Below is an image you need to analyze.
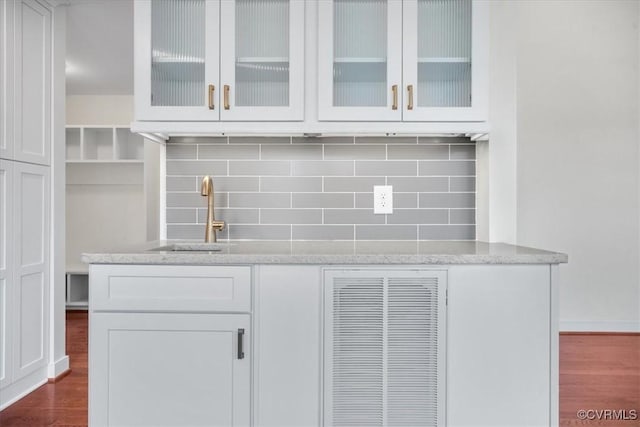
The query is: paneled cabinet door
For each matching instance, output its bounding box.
[90,313,251,427]
[0,0,13,160]
[219,0,304,121]
[12,161,50,382]
[13,0,51,165]
[135,0,220,121]
[318,0,403,121]
[0,160,14,389]
[402,0,488,121]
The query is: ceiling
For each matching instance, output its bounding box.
[65,0,133,95]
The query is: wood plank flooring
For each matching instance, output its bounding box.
[0,313,638,426]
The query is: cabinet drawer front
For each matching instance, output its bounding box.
[90,265,251,312]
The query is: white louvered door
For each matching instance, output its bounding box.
[324,269,446,427]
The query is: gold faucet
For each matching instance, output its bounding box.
[201,176,225,242]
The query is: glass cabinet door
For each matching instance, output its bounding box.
[403,0,488,121]
[135,0,219,121]
[318,0,402,121]
[219,0,304,121]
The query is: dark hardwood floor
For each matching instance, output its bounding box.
[0,313,638,426]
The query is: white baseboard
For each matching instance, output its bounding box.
[560,320,640,333]
[0,367,48,411]
[48,355,70,378]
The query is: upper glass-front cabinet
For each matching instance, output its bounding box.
[318,0,487,122]
[135,0,304,121]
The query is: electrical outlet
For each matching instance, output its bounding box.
[374,185,393,214]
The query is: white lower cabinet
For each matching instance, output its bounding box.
[89,263,558,427]
[89,265,252,427]
[90,313,250,427]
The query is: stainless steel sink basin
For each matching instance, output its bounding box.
[150,242,231,252]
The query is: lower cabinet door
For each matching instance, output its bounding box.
[90,312,250,427]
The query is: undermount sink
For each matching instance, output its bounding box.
[150,242,231,252]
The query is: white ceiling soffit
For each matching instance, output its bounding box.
[65,0,133,95]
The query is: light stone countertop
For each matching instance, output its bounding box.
[81,240,568,265]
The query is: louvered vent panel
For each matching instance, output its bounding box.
[387,277,439,426]
[332,277,385,427]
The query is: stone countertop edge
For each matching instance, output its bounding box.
[81,240,568,265]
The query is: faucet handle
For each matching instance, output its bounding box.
[210,220,225,231]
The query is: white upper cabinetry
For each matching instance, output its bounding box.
[318,0,487,122]
[135,0,304,122]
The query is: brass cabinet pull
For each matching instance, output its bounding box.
[224,85,230,110]
[391,85,398,110]
[407,85,414,110]
[208,84,215,110]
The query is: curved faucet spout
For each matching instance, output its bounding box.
[201,175,225,242]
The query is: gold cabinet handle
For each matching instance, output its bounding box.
[391,85,398,110]
[224,85,230,110]
[407,85,414,110]
[208,84,215,110]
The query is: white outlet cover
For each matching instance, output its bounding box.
[374,185,393,214]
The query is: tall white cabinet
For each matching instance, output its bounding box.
[135,0,304,121]
[0,0,54,411]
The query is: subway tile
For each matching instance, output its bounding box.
[166,208,197,224]
[293,193,353,209]
[261,209,322,224]
[166,144,197,160]
[199,144,259,160]
[324,176,385,192]
[292,225,354,240]
[356,225,418,240]
[293,136,354,144]
[450,209,476,225]
[167,224,228,240]
[418,160,475,176]
[228,224,291,240]
[194,176,259,192]
[355,161,417,176]
[166,160,228,176]
[418,136,470,144]
[354,193,417,209]
[450,145,476,160]
[229,193,290,208]
[229,161,290,176]
[450,177,476,192]
[261,177,322,192]
[387,209,449,225]
[166,176,198,192]
[229,136,290,144]
[387,144,449,160]
[324,209,385,225]
[387,177,449,192]
[356,240,418,254]
[419,193,475,209]
[292,161,353,176]
[261,144,322,160]
[324,144,386,160]
[197,208,259,224]
[355,136,417,144]
[419,225,476,240]
[170,136,227,144]
[167,192,227,208]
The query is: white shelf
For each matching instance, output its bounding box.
[334,57,386,63]
[418,57,471,63]
[236,57,288,63]
[65,126,145,163]
[151,56,205,64]
[66,272,89,310]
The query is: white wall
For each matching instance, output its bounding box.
[489,0,640,331]
[66,95,133,125]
